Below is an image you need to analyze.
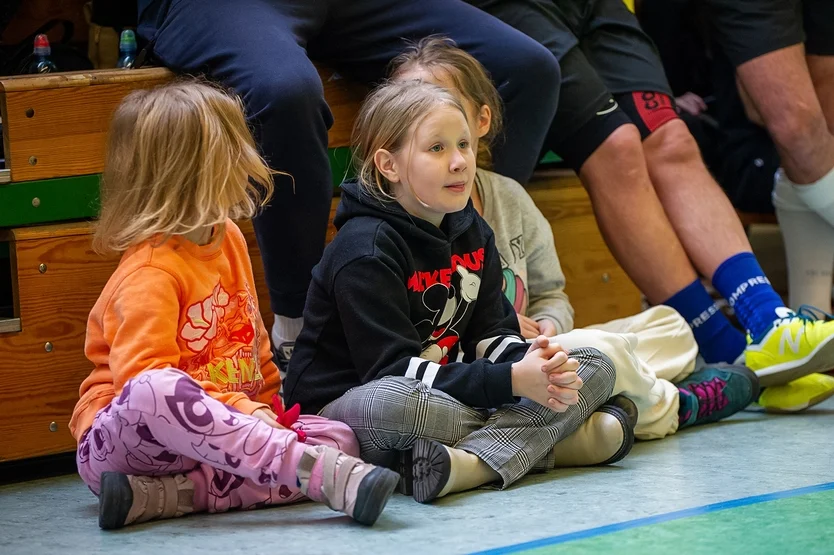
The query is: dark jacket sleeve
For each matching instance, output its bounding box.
[460,230,531,366]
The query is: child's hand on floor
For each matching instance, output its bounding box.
[512,337,582,412]
[252,408,287,429]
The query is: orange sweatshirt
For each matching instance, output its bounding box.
[70,220,280,441]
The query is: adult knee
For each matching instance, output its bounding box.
[581,124,646,190]
[517,44,561,100]
[765,102,829,155]
[499,40,561,107]
[243,63,329,130]
[643,119,703,173]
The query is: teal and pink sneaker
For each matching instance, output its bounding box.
[677,364,760,429]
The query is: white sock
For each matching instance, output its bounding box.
[791,164,834,228]
[774,169,834,311]
[271,315,303,349]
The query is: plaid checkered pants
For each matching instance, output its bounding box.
[320,347,616,488]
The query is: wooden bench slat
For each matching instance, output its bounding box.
[0,66,366,183]
[2,73,172,182]
[0,67,175,92]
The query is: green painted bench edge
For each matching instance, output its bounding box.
[0,149,356,229]
[0,175,101,229]
[0,148,564,230]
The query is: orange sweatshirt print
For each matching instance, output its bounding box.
[70,220,280,441]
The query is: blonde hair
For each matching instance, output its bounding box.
[94,79,275,253]
[389,35,503,168]
[351,79,466,201]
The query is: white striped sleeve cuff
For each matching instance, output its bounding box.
[475,335,526,362]
[405,357,443,388]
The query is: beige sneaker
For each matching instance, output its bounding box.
[550,395,637,467]
[99,472,194,530]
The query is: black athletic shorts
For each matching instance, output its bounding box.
[705,0,834,67]
[468,0,675,169]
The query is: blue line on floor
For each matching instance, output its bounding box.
[471,481,834,555]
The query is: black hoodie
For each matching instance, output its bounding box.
[283,180,529,414]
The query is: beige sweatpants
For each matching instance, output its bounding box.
[553,305,698,440]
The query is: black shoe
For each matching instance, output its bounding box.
[592,399,636,465]
[397,449,414,496]
[601,394,639,430]
[352,467,400,526]
[99,472,134,530]
[411,439,452,504]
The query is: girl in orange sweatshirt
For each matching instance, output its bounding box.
[70,80,398,530]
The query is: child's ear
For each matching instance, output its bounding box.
[374,149,401,183]
[477,104,492,139]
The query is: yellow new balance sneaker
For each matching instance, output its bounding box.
[755,373,834,413]
[743,306,834,387]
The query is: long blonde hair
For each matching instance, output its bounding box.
[93,79,275,253]
[389,36,503,169]
[351,80,466,201]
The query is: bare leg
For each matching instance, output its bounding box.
[642,119,752,279]
[578,124,696,304]
[736,45,834,184]
[807,54,834,135]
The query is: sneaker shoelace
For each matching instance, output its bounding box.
[687,377,729,419]
[796,305,834,323]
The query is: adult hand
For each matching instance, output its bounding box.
[676,91,707,116]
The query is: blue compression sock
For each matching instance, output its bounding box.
[712,252,786,339]
[663,278,746,364]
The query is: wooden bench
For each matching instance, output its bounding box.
[0,67,640,462]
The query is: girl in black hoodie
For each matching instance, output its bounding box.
[284,81,619,503]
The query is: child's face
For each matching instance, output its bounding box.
[396,66,491,155]
[376,105,475,226]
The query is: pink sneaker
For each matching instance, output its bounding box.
[297,445,399,526]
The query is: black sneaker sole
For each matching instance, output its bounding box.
[593,404,635,466]
[411,439,451,504]
[99,472,133,530]
[352,467,400,526]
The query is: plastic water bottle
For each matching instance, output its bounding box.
[28,34,57,74]
[116,30,137,69]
